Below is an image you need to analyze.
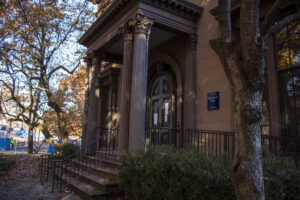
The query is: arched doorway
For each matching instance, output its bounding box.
[149,75,173,128]
[146,63,178,147]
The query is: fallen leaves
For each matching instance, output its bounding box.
[0,154,66,200]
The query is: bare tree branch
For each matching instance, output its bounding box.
[48,65,78,80]
[263,11,300,40]
[261,0,285,36]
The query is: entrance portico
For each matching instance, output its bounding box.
[79,0,203,151]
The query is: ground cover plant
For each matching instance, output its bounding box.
[0,158,15,173]
[118,148,300,200]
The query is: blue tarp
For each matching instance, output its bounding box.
[0,138,11,150]
[18,129,27,136]
[48,145,57,153]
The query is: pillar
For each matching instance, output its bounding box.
[128,12,153,151]
[119,22,134,150]
[184,34,197,129]
[87,54,101,133]
[82,57,91,136]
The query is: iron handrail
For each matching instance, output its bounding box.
[40,126,101,181]
[51,127,119,192]
[53,128,117,162]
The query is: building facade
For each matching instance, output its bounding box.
[80,0,300,152]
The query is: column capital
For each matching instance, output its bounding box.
[92,56,101,66]
[129,12,153,35]
[120,21,134,41]
[185,33,198,51]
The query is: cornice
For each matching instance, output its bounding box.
[79,0,131,46]
[145,0,203,20]
[79,0,203,46]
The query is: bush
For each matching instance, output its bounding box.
[61,143,80,158]
[118,148,235,200]
[118,148,300,200]
[0,158,15,172]
[263,151,300,200]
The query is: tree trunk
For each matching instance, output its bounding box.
[231,1,266,198]
[210,0,266,199]
[231,87,265,200]
[27,125,34,154]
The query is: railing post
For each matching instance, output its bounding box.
[40,156,44,181]
[52,161,56,192]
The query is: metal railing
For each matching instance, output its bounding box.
[51,128,119,192]
[183,129,235,160]
[40,126,101,181]
[261,135,300,167]
[146,127,300,166]
[146,127,179,148]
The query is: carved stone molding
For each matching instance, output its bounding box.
[100,65,120,87]
[129,12,153,35]
[92,56,101,67]
[120,21,134,41]
[79,0,202,46]
[185,33,198,51]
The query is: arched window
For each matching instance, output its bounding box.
[150,75,172,127]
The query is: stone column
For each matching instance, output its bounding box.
[184,34,197,129]
[128,12,153,152]
[118,22,134,151]
[82,58,92,148]
[87,54,101,133]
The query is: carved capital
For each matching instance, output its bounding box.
[92,56,101,67]
[120,21,134,41]
[185,34,198,51]
[129,12,153,35]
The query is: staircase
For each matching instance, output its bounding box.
[57,151,123,200]
[41,128,123,200]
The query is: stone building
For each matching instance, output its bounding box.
[80,0,300,152]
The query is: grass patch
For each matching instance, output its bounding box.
[0,158,15,172]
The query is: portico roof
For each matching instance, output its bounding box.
[79,0,203,48]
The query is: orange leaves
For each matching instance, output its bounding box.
[44,65,87,136]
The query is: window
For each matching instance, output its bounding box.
[150,75,172,127]
[275,20,300,137]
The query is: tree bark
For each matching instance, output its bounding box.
[27,125,34,154]
[210,0,266,199]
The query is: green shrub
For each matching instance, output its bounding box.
[118,148,235,200]
[61,143,80,158]
[118,148,300,200]
[0,158,15,172]
[263,151,300,200]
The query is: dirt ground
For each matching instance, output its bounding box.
[0,153,68,200]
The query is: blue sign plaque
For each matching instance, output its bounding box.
[207,92,220,110]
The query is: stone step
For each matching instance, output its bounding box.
[83,156,121,169]
[54,162,123,200]
[62,193,82,200]
[70,159,118,179]
[78,174,121,194]
[66,177,109,200]
[96,150,120,159]
[59,165,120,193]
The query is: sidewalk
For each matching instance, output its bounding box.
[0,153,66,200]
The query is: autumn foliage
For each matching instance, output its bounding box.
[0,0,95,151]
[44,66,87,137]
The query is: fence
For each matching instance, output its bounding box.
[146,127,300,166]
